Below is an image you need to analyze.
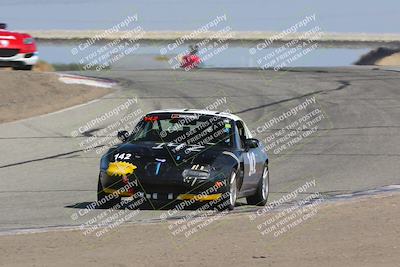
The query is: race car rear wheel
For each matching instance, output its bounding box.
[246,163,269,206]
[97,176,121,209]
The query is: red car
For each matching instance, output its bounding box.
[180,54,201,70]
[180,45,201,70]
[0,23,38,70]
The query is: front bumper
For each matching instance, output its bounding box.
[99,171,226,201]
[103,187,222,201]
[0,52,39,67]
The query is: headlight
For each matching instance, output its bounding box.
[23,38,34,45]
[182,164,211,179]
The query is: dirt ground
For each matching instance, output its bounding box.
[0,71,110,123]
[376,53,400,66]
[0,193,398,267]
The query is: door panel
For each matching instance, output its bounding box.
[236,120,258,192]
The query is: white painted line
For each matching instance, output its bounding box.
[58,74,117,88]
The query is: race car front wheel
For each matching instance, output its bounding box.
[216,169,238,211]
[97,176,121,209]
[246,163,269,206]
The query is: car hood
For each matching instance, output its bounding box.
[108,142,232,166]
[0,30,30,41]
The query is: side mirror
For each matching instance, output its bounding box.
[245,138,259,150]
[117,130,129,142]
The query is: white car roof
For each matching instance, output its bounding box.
[147,109,243,121]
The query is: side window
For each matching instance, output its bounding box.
[236,121,247,149]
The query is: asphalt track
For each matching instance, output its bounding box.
[0,67,399,233]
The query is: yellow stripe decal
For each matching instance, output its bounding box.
[103,188,133,197]
[177,193,222,201]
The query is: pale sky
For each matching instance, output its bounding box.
[0,0,399,33]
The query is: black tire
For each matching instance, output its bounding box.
[246,163,269,206]
[215,169,238,211]
[12,65,33,71]
[97,176,121,209]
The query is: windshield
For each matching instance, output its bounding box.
[130,113,234,147]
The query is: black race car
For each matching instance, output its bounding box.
[97,109,269,210]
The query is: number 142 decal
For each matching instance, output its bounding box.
[114,153,132,161]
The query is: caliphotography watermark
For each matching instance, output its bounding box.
[248,179,324,238]
[155,96,234,162]
[70,97,144,155]
[160,14,227,55]
[249,13,324,71]
[159,181,232,238]
[70,181,148,238]
[159,14,234,71]
[249,96,327,158]
[70,14,145,71]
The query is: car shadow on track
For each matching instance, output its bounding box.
[65,200,246,211]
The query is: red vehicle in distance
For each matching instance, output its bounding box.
[180,45,201,70]
[0,23,38,70]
